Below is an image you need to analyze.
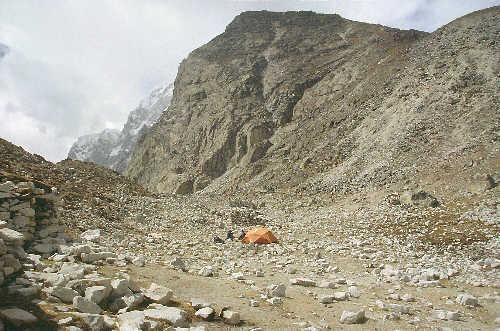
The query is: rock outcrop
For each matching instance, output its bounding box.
[126,8,499,197]
[68,83,173,173]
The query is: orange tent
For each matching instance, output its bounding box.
[242,227,277,244]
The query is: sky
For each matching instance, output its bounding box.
[0,0,498,162]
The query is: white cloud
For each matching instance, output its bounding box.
[0,0,498,161]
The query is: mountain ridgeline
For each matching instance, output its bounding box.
[68,83,173,173]
[125,8,499,197]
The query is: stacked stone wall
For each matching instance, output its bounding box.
[0,177,66,286]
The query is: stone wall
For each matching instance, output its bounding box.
[0,176,66,286]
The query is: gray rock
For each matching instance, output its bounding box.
[143,307,189,327]
[59,263,86,279]
[195,307,215,320]
[348,286,361,298]
[110,293,144,313]
[290,278,316,287]
[266,283,286,297]
[340,310,365,324]
[16,286,41,297]
[24,271,68,287]
[110,279,133,298]
[103,315,116,329]
[57,317,73,325]
[266,297,282,305]
[317,280,337,289]
[0,228,24,245]
[199,266,214,277]
[388,303,410,314]
[73,244,92,257]
[73,313,104,331]
[169,257,186,270]
[250,300,260,307]
[66,277,112,295]
[85,286,111,304]
[456,293,479,306]
[221,309,240,325]
[81,229,101,242]
[0,308,38,327]
[81,252,108,264]
[48,286,79,303]
[334,291,348,301]
[319,295,335,304]
[73,296,103,314]
[190,298,213,309]
[144,282,173,304]
[132,255,145,267]
[33,243,58,254]
[117,310,146,330]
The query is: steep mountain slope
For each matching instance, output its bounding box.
[127,8,499,199]
[0,138,154,237]
[68,83,173,173]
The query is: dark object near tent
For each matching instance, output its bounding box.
[226,230,234,241]
[238,230,246,240]
[214,236,224,244]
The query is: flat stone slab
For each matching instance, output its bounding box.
[117,310,146,330]
[143,307,189,327]
[0,308,38,327]
[289,278,316,287]
[0,228,24,245]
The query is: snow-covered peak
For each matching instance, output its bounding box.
[139,82,174,109]
[68,129,120,161]
[68,81,174,173]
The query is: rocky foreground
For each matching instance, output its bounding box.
[0,170,498,330]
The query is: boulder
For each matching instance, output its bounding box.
[221,309,240,325]
[117,310,146,330]
[132,255,145,267]
[144,282,173,304]
[195,307,215,320]
[198,266,214,277]
[0,308,38,327]
[81,229,101,242]
[290,278,316,287]
[85,286,111,305]
[48,286,79,303]
[110,279,133,299]
[143,307,189,327]
[59,263,86,279]
[266,283,286,297]
[110,294,144,313]
[73,296,103,314]
[340,310,365,324]
[348,286,361,298]
[0,228,24,245]
[456,293,479,307]
[72,313,104,331]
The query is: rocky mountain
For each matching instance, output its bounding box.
[1,8,499,331]
[126,8,499,199]
[68,83,173,173]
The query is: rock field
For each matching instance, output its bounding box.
[0,160,498,330]
[0,6,499,331]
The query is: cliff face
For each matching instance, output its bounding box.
[68,83,173,173]
[127,8,499,197]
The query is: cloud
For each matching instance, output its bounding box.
[0,0,498,161]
